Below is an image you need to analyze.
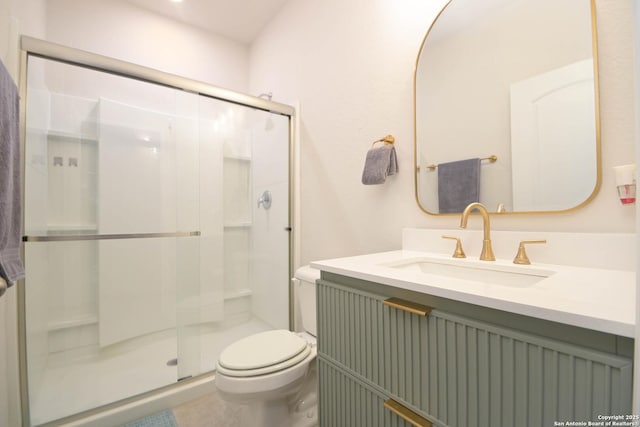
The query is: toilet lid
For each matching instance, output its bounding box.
[218,330,309,372]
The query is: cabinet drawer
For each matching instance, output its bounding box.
[317,279,633,427]
[319,357,432,427]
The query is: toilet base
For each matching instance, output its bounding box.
[290,363,317,427]
[218,375,306,427]
[239,399,290,427]
[236,387,317,427]
[216,361,318,427]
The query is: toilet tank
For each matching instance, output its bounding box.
[293,266,320,337]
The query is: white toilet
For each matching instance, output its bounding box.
[215,266,320,427]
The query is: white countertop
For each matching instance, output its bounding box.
[311,249,636,338]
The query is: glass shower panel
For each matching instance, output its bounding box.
[23,56,202,425]
[247,109,291,331]
[23,51,292,426]
[175,97,292,379]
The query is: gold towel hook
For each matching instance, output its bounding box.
[371,134,395,148]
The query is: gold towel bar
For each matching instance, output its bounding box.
[371,134,395,148]
[420,154,497,172]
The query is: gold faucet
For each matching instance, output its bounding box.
[459,202,495,261]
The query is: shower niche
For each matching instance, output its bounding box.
[45,133,98,233]
[223,131,253,318]
[26,92,99,237]
[25,91,100,357]
[22,51,292,426]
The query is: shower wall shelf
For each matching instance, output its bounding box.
[224,222,252,229]
[47,316,99,354]
[223,288,252,301]
[48,315,98,331]
[223,155,251,161]
[45,224,98,233]
[47,131,98,142]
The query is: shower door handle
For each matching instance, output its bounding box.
[258,190,272,209]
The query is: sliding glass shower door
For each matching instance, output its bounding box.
[22,53,291,425]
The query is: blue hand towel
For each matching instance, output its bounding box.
[437,158,481,213]
[361,145,398,185]
[0,59,24,286]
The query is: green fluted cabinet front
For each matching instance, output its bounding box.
[319,358,420,427]
[317,274,633,427]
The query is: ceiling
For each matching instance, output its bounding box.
[123,0,290,44]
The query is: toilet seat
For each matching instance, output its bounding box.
[217,330,311,377]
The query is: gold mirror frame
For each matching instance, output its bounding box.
[413,0,601,216]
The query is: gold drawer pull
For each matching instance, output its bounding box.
[383,297,432,316]
[384,399,433,427]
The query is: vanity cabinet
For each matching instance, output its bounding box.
[319,358,420,427]
[317,273,633,427]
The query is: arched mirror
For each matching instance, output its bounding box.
[414,0,600,214]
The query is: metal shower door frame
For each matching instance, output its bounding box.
[17,35,296,427]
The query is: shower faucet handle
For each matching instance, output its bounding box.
[257,190,272,209]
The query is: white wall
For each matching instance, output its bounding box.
[250,0,637,266]
[0,0,46,79]
[45,0,250,93]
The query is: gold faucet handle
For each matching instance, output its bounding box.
[513,240,547,265]
[442,235,466,258]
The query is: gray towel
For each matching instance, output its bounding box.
[0,59,24,286]
[361,145,398,185]
[437,158,481,213]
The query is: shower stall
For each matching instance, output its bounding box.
[19,37,294,426]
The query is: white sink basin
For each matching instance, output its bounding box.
[383,257,555,287]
